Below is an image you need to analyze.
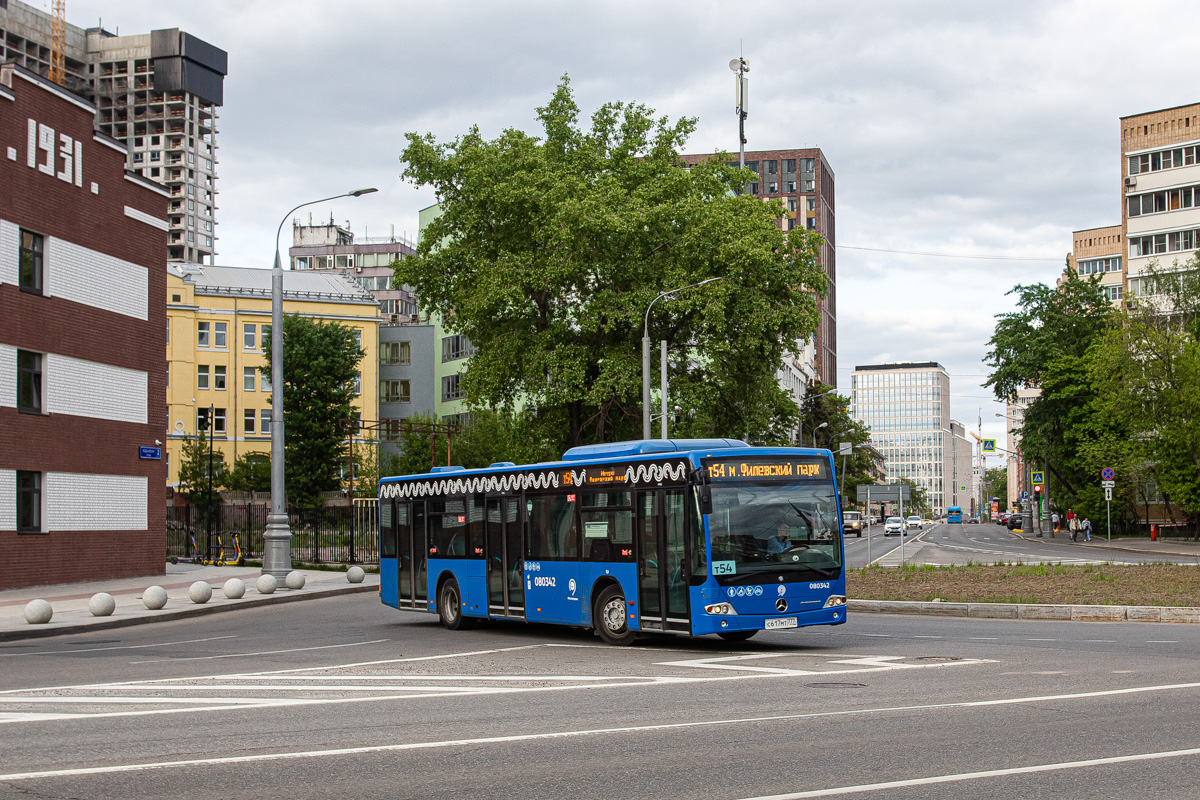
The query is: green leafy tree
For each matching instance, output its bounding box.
[799,383,876,505]
[393,410,559,475]
[224,453,270,493]
[985,269,1118,515]
[397,76,826,450]
[1090,258,1200,536]
[176,430,224,506]
[261,314,365,507]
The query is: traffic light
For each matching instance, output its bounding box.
[1033,485,1042,495]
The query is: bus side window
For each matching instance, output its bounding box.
[469,494,485,556]
[380,498,396,559]
[526,493,579,560]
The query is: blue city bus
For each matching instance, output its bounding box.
[377,439,847,645]
[947,505,963,523]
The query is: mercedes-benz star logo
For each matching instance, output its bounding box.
[775,598,788,612]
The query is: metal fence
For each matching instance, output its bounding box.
[166,503,379,565]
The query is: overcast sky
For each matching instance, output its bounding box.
[66,0,1197,456]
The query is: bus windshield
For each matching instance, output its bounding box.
[708,480,842,583]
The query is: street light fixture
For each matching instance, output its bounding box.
[641,277,723,439]
[262,187,378,581]
[812,421,828,448]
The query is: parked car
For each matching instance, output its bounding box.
[842,511,864,537]
[967,516,980,524]
[884,516,905,536]
[1006,514,1022,530]
[906,515,923,530]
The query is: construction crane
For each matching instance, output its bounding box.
[49,0,66,86]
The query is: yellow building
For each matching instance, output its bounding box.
[165,264,380,487]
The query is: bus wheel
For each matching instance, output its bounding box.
[718,630,758,642]
[438,579,473,631]
[594,586,636,646]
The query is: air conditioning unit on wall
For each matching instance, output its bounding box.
[1124,176,1137,187]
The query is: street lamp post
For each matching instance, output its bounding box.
[262,188,378,581]
[641,277,722,440]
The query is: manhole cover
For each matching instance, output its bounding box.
[916,656,962,662]
[806,682,866,689]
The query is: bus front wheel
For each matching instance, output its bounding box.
[438,578,474,631]
[594,586,636,646]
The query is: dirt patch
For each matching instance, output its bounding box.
[847,563,1200,607]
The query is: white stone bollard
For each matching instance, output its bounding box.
[256,574,277,594]
[24,599,53,624]
[89,593,116,617]
[143,585,168,610]
[347,566,365,584]
[188,581,212,604]
[285,571,305,590]
[223,578,246,599]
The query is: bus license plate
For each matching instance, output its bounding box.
[765,617,797,630]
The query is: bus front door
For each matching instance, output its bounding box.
[486,497,525,618]
[637,489,691,633]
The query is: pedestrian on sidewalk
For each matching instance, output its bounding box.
[1052,511,1060,533]
[1070,515,1079,542]
[1083,517,1092,542]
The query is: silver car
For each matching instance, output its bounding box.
[883,516,905,536]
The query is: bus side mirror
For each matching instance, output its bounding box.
[698,485,713,516]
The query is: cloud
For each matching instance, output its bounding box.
[66,0,1188,433]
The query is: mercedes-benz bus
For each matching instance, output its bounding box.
[377,439,847,645]
[947,505,963,523]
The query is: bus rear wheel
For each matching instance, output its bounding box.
[718,630,758,642]
[438,578,474,631]
[594,586,636,646]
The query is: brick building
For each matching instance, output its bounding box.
[0,64,168,589]
[679,148,837,389]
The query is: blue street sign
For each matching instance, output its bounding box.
[1031,471,1045,485]
[1101,467,1115,481]
[139,446,162,460]
[1021,490,1028,500]
[982,438,997,453]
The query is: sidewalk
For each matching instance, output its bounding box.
[1008,527,1200,559]
[0,563,380,642]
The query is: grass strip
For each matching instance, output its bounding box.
[848,562,1200,607]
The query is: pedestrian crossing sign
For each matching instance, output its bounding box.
[1031,471,1045,485]
[982,439,997,453]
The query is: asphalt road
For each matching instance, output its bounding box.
[2,593,1199,799]
[844,521,1199,568]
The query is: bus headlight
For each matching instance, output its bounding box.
[704,602,737,615]
[822,595,847,608]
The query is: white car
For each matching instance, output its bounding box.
[906,516,923,530]
[883,516,905,536]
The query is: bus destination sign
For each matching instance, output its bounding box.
[705,457,827,481]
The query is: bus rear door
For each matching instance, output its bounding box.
[486,496,525,618]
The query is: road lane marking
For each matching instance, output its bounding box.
[3,683,1200,781]
[969,637,998,640]
[128,639,389,664]
[913,635,942,639]
[1026,638,1057,641]
[1085,640,1116,643]
[0,635,236,658]
[733,747,1200,798]
[0,651,992,724]
[1147,641,1178,643]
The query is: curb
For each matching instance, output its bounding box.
[848,598,1200,623]
[1007,528,1200,559]
[0,583,378,642]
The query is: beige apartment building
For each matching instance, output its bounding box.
[1065,225,1124,304]
[1121,103,1200,299]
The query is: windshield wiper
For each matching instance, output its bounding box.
[805,565,837,577]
